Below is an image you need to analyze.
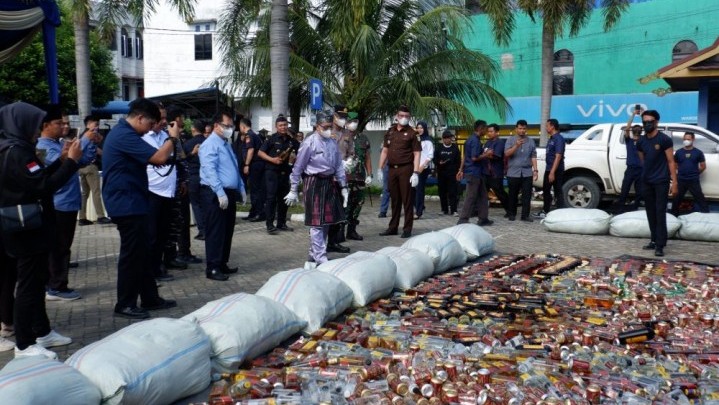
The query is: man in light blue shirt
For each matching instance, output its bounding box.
[199,111,245,281]
[36,106,95,301]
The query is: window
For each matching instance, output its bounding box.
[553,49,574,95]
[135,31,143,59]
[673,40,698,61]
[194,33,212,60]
[585,129,603,142]
[122,83,130,101]
[669,129,719,154]
[205,24,210,31]
[120,28,128,57]
[195,25,200,32]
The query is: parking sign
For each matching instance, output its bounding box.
[309,79,323,110]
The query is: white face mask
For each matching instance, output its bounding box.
[347,122,358,131]
[335,118,346,127]
[222,128,234,139]
[683,140,692,147]
[398,117,410,126]
[320,129,332,138]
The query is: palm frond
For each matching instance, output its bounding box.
[599,0,630,31]
[478,0,515,47]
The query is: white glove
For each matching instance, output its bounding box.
[218,194,229,210]
[343,157,356,172]
[376,169,383,184]
[341,188,349,208]
[240,188,247,205]
[365,175,372,186]
[410,172,419,187]
[284,190,299,206]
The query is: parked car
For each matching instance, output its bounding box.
[535,123,719,208]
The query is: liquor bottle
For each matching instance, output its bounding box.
[616,327,655,345]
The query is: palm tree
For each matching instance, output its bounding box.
[479,0,629,145]
[219,0,508,131]
[270,0,290,118]
[65,0,196,119]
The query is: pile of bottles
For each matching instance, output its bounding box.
[202,254,719,404]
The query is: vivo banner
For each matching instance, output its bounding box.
[505,92,698,125]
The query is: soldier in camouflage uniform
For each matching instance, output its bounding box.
[344,112,373,240]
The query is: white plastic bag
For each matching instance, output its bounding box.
[376,246,434,290]
[0,357,102,405]
[438,224,495,260]
[182,293,306,372]
[66,318,211,405]
[401,232,467,274]
[256,268,354,333]
[609,210,681,238]
[541,208,611,235]
[317,252,397,307]
[677,212,719,241]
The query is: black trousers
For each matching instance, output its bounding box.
[113,215,160,310]
[201,187,237,272]
[643,181,669,248]
[248,162,266,219]
[542,170,565,213]
[485,175,509,214]
[48,210,77,291]
[148,193,174,277]
[672,179,709,215]
[0,249,16,327]
[388,164,414,233]
[14,253,51,350]
[437,171,458,214]
[617,166,643,207]
[508,176,533,219]
[188,176,205,235]
[178,192,192,257]
[265,169,290,228]
[459,174,488,222]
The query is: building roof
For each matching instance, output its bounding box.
[656,37,719,91]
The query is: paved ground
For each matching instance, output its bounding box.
[1,199,716,370]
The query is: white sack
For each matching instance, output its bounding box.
[610,210,681,238]
[256,268,354,333]
[677,212,719,242]
[541,208,611,235]
[317,252,397,307]
[376,246,434,290]
[0,357,102,405]
[66,318,211,405]
[182,293,306,372]
[438,224,495,260]
[401,231,467,274]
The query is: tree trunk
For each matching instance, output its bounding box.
[270,0,289,120]
[539,18,554,147]
[74,10,92,119]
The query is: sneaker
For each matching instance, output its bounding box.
[0,337,14,352]
[46,289,81,301]
[35,330,72,348]
[532,211,546,219]
[15,344,57,360]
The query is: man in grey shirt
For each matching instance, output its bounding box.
[504,120,538,222]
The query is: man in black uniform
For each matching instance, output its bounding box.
[183,120,208,240]
[239,118,266,222]
[258,115,299,234]
[377,105,421,238]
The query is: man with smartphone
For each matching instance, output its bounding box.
[615,105,644,211]
[77,115,111,225]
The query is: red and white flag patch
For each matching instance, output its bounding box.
[26,162,40,173]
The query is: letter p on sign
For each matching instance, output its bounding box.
[309,79,323,110]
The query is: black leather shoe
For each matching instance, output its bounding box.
[251,216,266,223]
[654,247,664,257]
[141,298,177,311]
[378,213,387,218]
[327,243,350,253]
[267,226,279,235]
[194,233,205,240]
[478,219,494,226]
[177,255,203,264]
[155,273,174,282]
[243,215,256,221]
[277,224,294,232]
[78,219,93,226]
[68,261,79,269]
[96,217,112,224]
[508,216,516,221]
[520,217,533,223]
[206,269,229,281]
[221,265,239,274]
[346,230,364,241]
[379,229,397,236]
[503,213,510,218]
[114,306,150,319]
[643,241,656,250]
[400,231,412,239]
[164,259,188,270]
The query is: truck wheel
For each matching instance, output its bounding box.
[562,176,601,209]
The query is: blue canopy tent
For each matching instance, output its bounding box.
[0,0,61,104]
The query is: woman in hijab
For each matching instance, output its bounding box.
[414,121,434,219]
[0,102,82,359]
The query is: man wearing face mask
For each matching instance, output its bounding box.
[343,112,373,240]
[434,130,460,215]
[671,132,709,216]
[636,110,677,257]
[258,115,300,234]
[615,111,644,211]
[327,105,352,252]
[377,105,421,238]
[199,111,245,280]
[284,111,347,268]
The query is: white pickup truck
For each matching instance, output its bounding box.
[535,123,719,208]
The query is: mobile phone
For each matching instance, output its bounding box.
[635,104,641,113]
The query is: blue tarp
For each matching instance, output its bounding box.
[0,0,61,103]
